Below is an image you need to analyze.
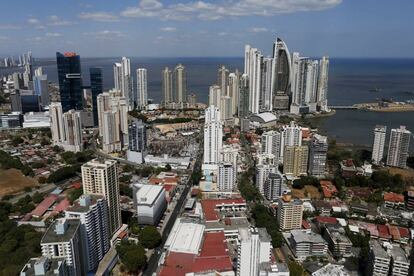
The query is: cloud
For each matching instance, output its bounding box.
[27,18,41,25]
[47,15,74,26]
[79,12,119,22]
[0,36,8,41]
[160,27,177,32]
[84,30,125,40]
[121,0,342,21]
[248,27,269,33]
[45,32,62,37]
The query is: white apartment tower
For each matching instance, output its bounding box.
[372,125,387,165]
[228,72,239,115]
[255,164,277,195]
[280,121,302,161]
[81,159,121,236]
[264,172,287,201]
[203,106,223,168]
[244,45,262,114]
[41,218,83,276]
[217,65,229,96]
[113,57,133,109]
[208,85,221,107]
[237,228,272,276]
[261,130,281,160]
[136,68,147,109]
[162,67,173,104]
[173,64,187,103]
[65,195,110,273]
[62,109,83,152]
[317,56,329,111]
[260,57,274,112]
[218,163,236,192]
[50,102,65,145]
[386,126,411,168]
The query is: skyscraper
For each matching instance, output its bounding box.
[97,90,129,153]
[62,109,83,152]
[386,126,411,168]
[162,67,173,104]
[50,102,65,145]
[217,65,229,96]
[56,52,83,112]
[218,163,236,191]
[228,71,240,115]
[237,228,272,276]
[264,172,286,201]
[280,121,302,161]
[372,125,387,165]
[173,64,187,103]
[208,85,221,107]
[82,159,121,235]
[238,74,250,118]
[220,95,233,121]
[33,74,49,107]
[136,68,148,109]
[113,63,122,91]
[260,57,274,112]
[272,38,291,110]
[89,67,103,126]
[114,57,133,109]
[308,134,328,177]
[317,56,329,112]
[127,119,147,164]
[255,163,277,195]
[244,45,262,114]
[203,106,223,170]
[65,195,110,273]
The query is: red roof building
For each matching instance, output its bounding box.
[377,225,391,240]
[53,198,70,213]
[31,195,58,218]
[201,198,246,222]
[320,180,338,198]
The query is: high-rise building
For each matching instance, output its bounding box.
[162,67,173,104]
[220,95,233,121]
[308,134,328,178]
[217,65,229,96]
[187,93,197,107]
[173,64,187,103]
[65,195,110,273]
[56,52,83,112]
[228,71,240,115]
[127,119,147,164]
[317,56,329,112]
[50,102,65,145]
[97,91,128,153]
[203,106,223,168]
[237,228,272,276]
[264,172,287,201]
[261,130,281,160]
[113,63,122,92]
[244,45,262,114]
[277,196,303,231]
[218,163,236,191]
[136,68,147,109]
[89,67,103,126]
[372,125,387,165]
[280,121,302,161]
[62,109,83,152]
[367,240,391,276]
[260,57,274,112]
[255,163,277,195]
[238,74,250,118]
[208,85,221,107]
[81,159,121,235]
[20,257,68,276]
[272,38,291,96]
[387,126,411,168]
[41,218,84,276]
[33,74,49,107]
[283,145,309,178]
[121,57,133,108]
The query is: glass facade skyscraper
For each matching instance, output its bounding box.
[89,67,103,126]
[56,52,83,112]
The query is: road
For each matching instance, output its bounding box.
[143,149,202,276]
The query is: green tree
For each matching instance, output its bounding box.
[140,226,162,249]
[68,188,83,203]
[32,192,44,204]
[116,241,147,273]
[288,260,305,276]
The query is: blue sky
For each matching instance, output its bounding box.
[0,0,413,58]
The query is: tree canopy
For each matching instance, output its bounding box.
[140,226,162,249]
[116,240,147,273]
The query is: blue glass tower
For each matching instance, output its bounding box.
[56,52,83,112]
[89,67,103,126]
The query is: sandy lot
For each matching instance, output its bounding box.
[386,167,414,181]
[292,185,322,199]
[0,168,37,196]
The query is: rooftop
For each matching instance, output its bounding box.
[20,257,66,276]
[291,230,326,244]
[383,192,405,203]
[370,240,389,259]
[66,194,104,213]
[312,264,350,276]
[136,185,165,205]
[41,218,80,244]
[31,195,58,217]
[390,246,408,263]
[201,198,246,221]
[165,218,205,254]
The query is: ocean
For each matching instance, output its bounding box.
[2,57,414,148]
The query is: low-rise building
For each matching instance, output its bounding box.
[367,240,391,276]
[277,195,303,231]
[135,185,167,225]
[323,226,352,258]
[287,230,328,261]
[383,192,405,209]
[390,246,410,276]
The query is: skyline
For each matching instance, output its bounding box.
[0,0,413,58]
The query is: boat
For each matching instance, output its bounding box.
[369,88,381,92]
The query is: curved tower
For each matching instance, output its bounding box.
[272,38,292,96]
